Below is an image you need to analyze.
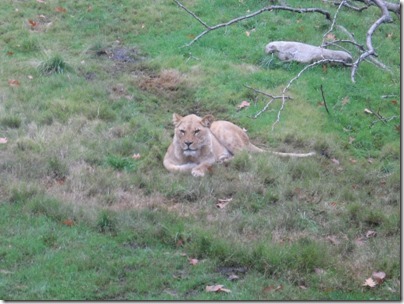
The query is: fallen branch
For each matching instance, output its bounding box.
[350,0,393,82]
[173,0,331,47]
[243,85,292,119]
[272,58,348,129]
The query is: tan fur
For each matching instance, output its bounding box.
[163,113,316,176]
[163,113,262,176]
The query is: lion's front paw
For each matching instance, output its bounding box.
[191,168,205,177]
[218,154,232,164]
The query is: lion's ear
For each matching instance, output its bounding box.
[173,113,183,126]
[201,114,215,128]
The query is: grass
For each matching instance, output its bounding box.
[0,0,400,301]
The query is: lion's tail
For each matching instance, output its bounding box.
[270,151,316,157]
[248,143,316,157]
[248,143,265,153]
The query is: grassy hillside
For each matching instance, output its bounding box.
[0,0,400,300]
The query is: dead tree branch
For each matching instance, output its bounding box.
[350,0,394,82]
[174,0,331,47]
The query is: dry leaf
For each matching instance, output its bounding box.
[326,235,340,245]
[349,137,355,144]
[245,31,250,37]
[372,271,386,284]
[237,100,250,110]
[206,285,231,293]
[8,79,20,87]
[0,138,8,144]
[364,108,373,114]
[365,230,377,238]
[341,96,350,105]
[216,198,232,209]
[329,201,337,207]
[132,153,141,159]
[55,6,67,13]
[299,285,308,290]
[263,285,283,293]
[367,158,374,164]
[349,158,357,164]
[28,19,38,27]
[325,33,336,40]
[63,219,74,227]
[331,158,340,165]
[362,277,377,288]
[36,0,46,3]
[391,100,398,105]
[228,274,239,281]
[188,258,199,265]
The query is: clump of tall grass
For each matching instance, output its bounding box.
[38,54,72,75]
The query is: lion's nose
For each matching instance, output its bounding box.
[184,141,193,148]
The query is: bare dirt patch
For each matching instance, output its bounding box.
[137,69,186,98]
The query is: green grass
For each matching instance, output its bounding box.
[0,0,400,301]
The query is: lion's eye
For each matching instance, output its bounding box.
[194,129,200,135]
[179,129,185,135]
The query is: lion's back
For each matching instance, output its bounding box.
[210,120,250,154]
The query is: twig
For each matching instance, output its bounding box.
[320,85,330,115]
[271,58,348,129]
[173,0,210,28]
[254,98,276,119]
[332,0,370,11]
[243,85,292,100]
[243,85,292,119]
[173,0,331,47]
[322,0,346,46]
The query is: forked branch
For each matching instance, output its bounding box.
[173,0,331,47]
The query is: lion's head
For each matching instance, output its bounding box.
[172,113,214,158]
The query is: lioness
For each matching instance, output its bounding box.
[163,113,315,177]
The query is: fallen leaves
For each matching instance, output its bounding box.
[8,79,20,87]
[237,100,250,111]
[372,271,386,284]
[262,285,283,293]
[206,285,231,293]
[355,230,378,246]
[216,198,232,209]
[28,19,38,28]
[362,277,377,288]
[363,272,386,288]
[132,153,141,159]
[62,219,75,227]
[188,258,199,265]
[55,6,67,13]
